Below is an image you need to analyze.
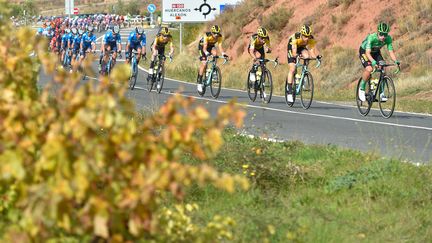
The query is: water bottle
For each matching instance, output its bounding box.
[256,69,262,81]
[250,71,256,82]
[295,73,301,85]
[370,78,379,91]
[206,66,212,78]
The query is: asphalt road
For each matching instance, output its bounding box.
[38,27,432,164]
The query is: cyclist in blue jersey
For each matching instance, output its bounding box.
[80,25,96,65]
[125,26,146,65]
[100,25,122,72]
[71,28,83,72]
[61,28,72,64]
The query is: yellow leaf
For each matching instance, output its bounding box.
[94,215,109,238]
[195,106,209,120]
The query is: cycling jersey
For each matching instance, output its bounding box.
[104,30,121,46]
[360,33,393,53]
[127,32,146,47]
[288,32,316,50]
[61,33,72,49]
[199,32,223,48]
[249,34,270,50]
[72,35,82,51]
[81,32,96,49]
[154,33,173,48]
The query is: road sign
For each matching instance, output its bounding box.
[73,8,79,15]
[65,0,74,15]
[147,4,157,13]
[162,0,241,22]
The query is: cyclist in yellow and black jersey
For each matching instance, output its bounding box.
[248,27,271,60]
[196,25,228,93]
[248,27,271,82]
[148,27,174,79]
[286,25,321,103]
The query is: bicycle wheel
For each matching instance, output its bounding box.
[210,66,222,98]
[356,78,372,116]
[378,76,396,118]
[147,62,156,92]
[156,64,165,94]
[300,72,314,109]
[129,62,138,90]
[285,77,296,107]
[261,70,273,103]
[246,70,257,102]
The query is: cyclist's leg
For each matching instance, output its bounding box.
[359,48,374,88]
[358,48,373,101]
[136,45,143,64]
[111,44,118,65]
[125,44,131,64]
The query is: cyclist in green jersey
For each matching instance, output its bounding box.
[358,22,400,102]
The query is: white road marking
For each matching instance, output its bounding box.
[131,65,432,131]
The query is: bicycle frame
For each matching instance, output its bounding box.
[255,58,278,87]
[294,57,320,95]
[204,56,228,86]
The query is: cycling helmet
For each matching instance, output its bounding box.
[87,25,94,32]
[257,27,268,38]
[300,25,312,37]
[78,29,84,35]
[135,26,144,35]
[37,27,43,34]
[377,22,390,33]
[211,25,221,34]
[160,27,170,36]
[65,28,71,34]
[113,25,120,34]
[71,27,78,35]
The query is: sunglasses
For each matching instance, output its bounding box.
[378,32,388,37]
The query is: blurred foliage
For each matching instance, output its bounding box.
[0,2,248,241]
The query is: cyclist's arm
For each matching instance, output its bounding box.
[117,34,122,52]
[389,50,398,63]
[365,35,376,64]
[169,40,174,56]
[365,48,375,64]
[91,36,96,52]
[217,37,226,55]
[249,38,257,59]
[141,35,146,55]
[308,40,320,58]
[265,38,271,52]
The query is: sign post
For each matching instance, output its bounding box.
[65,0,74,18]
[147,4,156,26]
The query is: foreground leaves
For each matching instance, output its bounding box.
[0,6,248,241]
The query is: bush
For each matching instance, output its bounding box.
[0,4,249,241]
[262,7,294,33]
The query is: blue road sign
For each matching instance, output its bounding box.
[147,4,156,13]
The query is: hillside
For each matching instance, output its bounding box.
[164,0,431,113]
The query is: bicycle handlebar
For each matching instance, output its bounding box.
[371,62,401,74]
[256,57,279,68]
[207,55,229,65]
[296,56,322,68]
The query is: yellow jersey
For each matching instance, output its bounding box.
[199,32,223,47]
[288,32,316,49]
[154,33,173,48]
[249,34,271,50]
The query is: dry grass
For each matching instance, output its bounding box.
[261,7,294,34]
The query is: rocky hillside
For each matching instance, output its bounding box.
[211,0,431,66]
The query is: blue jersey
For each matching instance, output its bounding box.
[104,30,121,46]
[127,32,146,46]
[72,35,82,49]
[81,32,96,49]
[61,33,72,48]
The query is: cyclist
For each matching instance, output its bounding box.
[71,28,85,72]
[358,22,400,102]
[248,27,271,84]
[79,25,96,65]
[125,26,146,65]
[196,25,228,93]
[148,27,174,82]
[61,28,73,65]
[100,25,122,73]
[286,25,321,103]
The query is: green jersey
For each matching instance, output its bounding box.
[360,33,393,53]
